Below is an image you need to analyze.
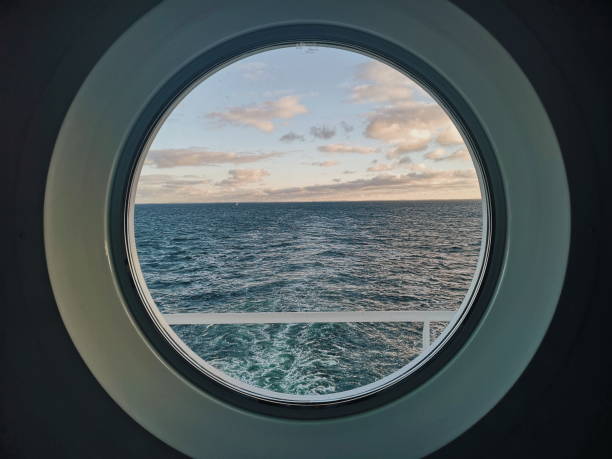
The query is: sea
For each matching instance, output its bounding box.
[134,200,482,396]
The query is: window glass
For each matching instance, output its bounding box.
[132,45,484,401]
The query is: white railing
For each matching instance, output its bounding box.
[164,310,455,350]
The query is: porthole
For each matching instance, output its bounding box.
[122,43,494,410]
[45,1,570,456]
[109,29,504,418]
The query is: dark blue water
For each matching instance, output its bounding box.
[135,200,482,395]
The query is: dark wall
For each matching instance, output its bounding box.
[434,2,612,457]
[1,1,610,457]
[0,2,179,457]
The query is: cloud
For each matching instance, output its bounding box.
[425,147,471,162]
[367,162,395,172]
[136,167,480,203]
[218,169,270,187]
[349,62,465,158]
[310,125,336,139]
[350,61,415,104]
[385,138,432,158]
[135,174,211,202]
[208,95,307,132]
[279,132,305,143]
[340,121,354,133]
[424,148,449,161]
[318,143,378,154]
[365,102,451,157]
[437,125,464,145]
[343,170,356,174]
[311,161,338,167]
[138,174,210,187]
[366,156,411,172]
[251,168,479,201]
[398,156,412,165]
[451,148,471,160]
[146,147,283,168]
[352,84,413,104]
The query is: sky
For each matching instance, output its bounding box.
[136,45,481,203]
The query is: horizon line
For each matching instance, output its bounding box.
[135,197,482,205]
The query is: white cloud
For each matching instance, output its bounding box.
[365,102,451,157]
[425,148,450,161]
[311,161,338,167]
[425,147,471,162]
[208,95,307,132]
[253,168,479,201]
[318,143,378,154]
[135,174,211,202]
[366,156,412,172]
[138,174,210,187]
[367,162,395,172]
[350,61,415,103]
[352,84,413,104]
[349,62,465,158]
[146,147,282,168]
[136,166,480,203]
[437,125,464,145]
[385,137,433,158]
[452,148,471,160]
[218,169,270,187]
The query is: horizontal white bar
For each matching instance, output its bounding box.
[163,310,456,325]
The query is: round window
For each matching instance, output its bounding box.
[126,44,490,407]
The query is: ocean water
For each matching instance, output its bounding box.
[134,200,483,395]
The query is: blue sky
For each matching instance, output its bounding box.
[136,45,480,203]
